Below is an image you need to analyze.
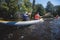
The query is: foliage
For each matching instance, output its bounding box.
[1,2,9,10]
[0,2,9,18]
[0,0,19,20]
[46,1,54,14]
[52,5,60,16]
[8,0,18,19]
[56,6,60,16]
[46,1,60,17]
[20,0,32,13]
[0,0,32,20]
[36,4,45,16]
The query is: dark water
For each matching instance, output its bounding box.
[0,19,60,40]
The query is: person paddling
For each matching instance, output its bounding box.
[22,12,30,21]
[55,15,59,19]
[34,12,40,20]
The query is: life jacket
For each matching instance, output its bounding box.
[55,15,59,19]
[34,14,40,20]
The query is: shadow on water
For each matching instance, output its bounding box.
[0,19,60,40]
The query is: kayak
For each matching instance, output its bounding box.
[0,18,44,26]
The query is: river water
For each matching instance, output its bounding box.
[0,18,60,40]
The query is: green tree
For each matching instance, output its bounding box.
[52,5,60,16]
[0,2,9,18]
[8,0,18,19]
[46,1,54,14]
[56,6,60,16]
[36,4,45,16]
[0,0,19,20]
[20,0,32,13]
[0,0,32,20]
